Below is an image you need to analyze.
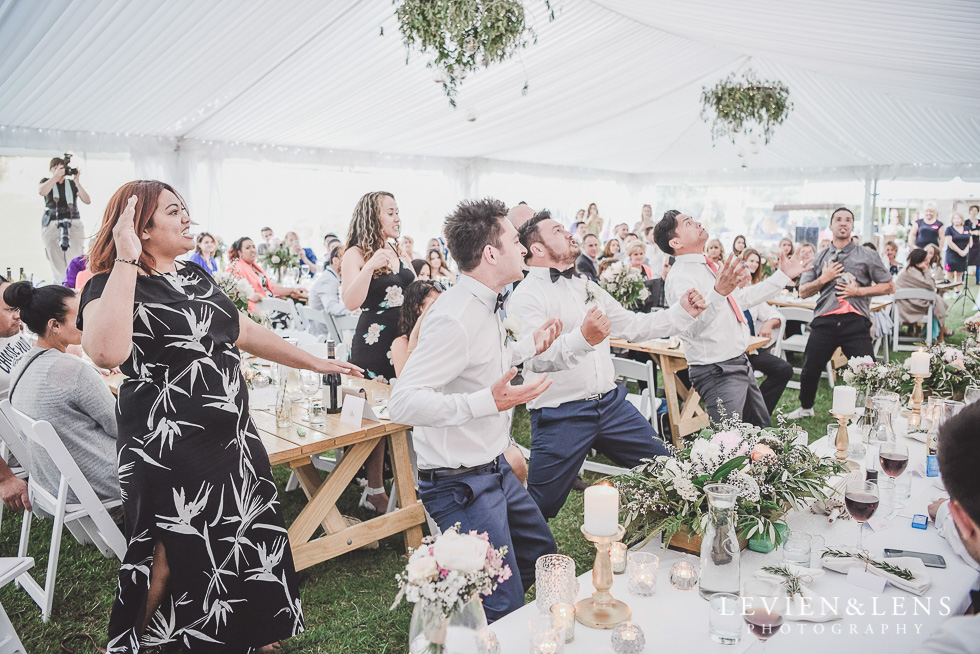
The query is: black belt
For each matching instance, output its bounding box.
[584,388,616,402]
[418,459,500,482]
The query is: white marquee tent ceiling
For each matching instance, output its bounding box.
[1,0,979,180]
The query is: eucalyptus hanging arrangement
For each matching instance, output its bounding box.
[392,0,555,106]
[701,70,793,145]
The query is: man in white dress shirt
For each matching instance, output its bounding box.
[655,210,812,427]
[508,212,707,519]
[919,401,980,652]
[389,199,569,621]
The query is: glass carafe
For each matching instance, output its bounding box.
[870,392,898,443]
[699,483,741,600]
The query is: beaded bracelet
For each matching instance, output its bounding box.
[115,258,141,267]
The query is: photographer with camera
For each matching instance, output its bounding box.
[38,154,90,283]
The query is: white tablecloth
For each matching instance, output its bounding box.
[492,432,980,653]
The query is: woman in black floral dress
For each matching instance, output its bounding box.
[80,181,361,653]
[341,191,415,512]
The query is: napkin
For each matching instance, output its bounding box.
[820,554,931,595]
[755,563,841,622]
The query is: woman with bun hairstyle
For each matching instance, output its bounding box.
[79,180,362,653]
[4,282,122,517]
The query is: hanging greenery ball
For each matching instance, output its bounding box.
[701,70,793,145]
[393,0,555,106]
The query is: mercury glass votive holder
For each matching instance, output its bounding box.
[669,560,699,591]
[535,554,577,613]
[609,542,627,574]
[626,552,658,596]
[610,621,645,654]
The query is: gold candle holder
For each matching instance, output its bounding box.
[830,411,860,471]
[576,525,631,629]
[907,374,926,429]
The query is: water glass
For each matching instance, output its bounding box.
[371,384,390,407]
[627,552,659,596]
[965,385,980,404]
[877,477,896,517]
[782,530,824,568]
[528,614,565,654]
[709,593,742,645]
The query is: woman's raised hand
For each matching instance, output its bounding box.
[113,195,142,261]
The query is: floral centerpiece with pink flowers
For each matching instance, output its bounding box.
[612,417,845,551]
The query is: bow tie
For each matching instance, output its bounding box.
[550,267,575,283]
[494,291,510,313]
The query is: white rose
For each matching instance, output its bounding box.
[433,531,489,573]
[406,550,439,581]
[501,316,521,336]
[610,262,624,274]
[638,287,650,301]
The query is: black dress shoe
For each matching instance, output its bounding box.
[571,475,589,492]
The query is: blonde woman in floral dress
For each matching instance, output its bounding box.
[342,191,415,512]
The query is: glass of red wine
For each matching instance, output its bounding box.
[878,442,909,479]
[742,579,784,650]
[844,479,880,552]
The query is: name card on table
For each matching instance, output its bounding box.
[847,567,887,594]
[339,393,381,427]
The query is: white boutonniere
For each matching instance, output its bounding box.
[502,316,521,346]
[585,280,600,304]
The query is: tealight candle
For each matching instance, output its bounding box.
[909,349,931,376]
[550,603,575,643]
[669,561,698,591]
[611,621,646,654]
[609,542,627,574]
[583,483,619,536]
[832,386,857,415]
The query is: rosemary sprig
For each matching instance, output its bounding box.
[821,548,914,581]
[761,565,805,598]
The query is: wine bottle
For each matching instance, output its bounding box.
[18,268,25,282]
[325,338,341,414]
[5,267,10,280]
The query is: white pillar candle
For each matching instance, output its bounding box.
[908,350,931,376]
[583,484,619,536]
[832,386,857,415]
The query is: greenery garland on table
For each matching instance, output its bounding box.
[841,343,979,400]
[392,0,555,106]
[701,69,793,145]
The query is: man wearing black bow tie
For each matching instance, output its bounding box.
[508,211,708,520]
[390,199,575,621]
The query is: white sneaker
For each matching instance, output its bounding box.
[785,407,815,419]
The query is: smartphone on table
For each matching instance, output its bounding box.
[883,548,947,568]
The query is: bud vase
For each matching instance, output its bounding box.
[409,595,491,654]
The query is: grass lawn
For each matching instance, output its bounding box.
[3,299,975,652]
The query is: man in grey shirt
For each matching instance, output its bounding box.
[787,207,894,418]
[309,245,357,337]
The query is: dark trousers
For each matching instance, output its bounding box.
[689,354,770,427]
[799,313,874,409]
[748,350,794,415]
[417,455,556,622]
[528,385,669,520]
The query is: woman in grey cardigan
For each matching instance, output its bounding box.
[896,248,950,341]
[4,281,120,513]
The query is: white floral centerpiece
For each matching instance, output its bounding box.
[964,312,980,337]
[613,417,845,550]
[392,524,511,653]
[598,261,649,310]
[259,242,300,283]
[839,355,903,398]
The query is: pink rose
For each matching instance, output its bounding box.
[750,443,775,462]
[711,430,746,455]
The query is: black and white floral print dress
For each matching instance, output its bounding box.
[349,246,414,383]
[79,262,303,653]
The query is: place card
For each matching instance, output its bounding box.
[866,516,892,533]
[339,393,382,427]
[846,567,887,593]
[908,464,926,478]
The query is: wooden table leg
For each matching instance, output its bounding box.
[658,354,685,449]
[387,428,423,552]
[291,463,348,535]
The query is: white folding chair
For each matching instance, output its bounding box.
[328,315,359,355]
[611,356,659,426]
[0,557,33,653]
[297,305,330,343]
[258,296,302,331]
[892,289,935,352]
[4,404,125,622]
[0,405,30,535]
[778,307,835,390]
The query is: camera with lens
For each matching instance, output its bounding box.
[62,152,78,177]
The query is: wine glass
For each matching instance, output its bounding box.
[844,479,879,552]
[299,370,321,421]
[742,579,784,650]
[965,385,980,405]
[878,442,909,480]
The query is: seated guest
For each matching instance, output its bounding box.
[389,199,567,621]
[0,275,31,513]
[226,237,304,313]
[705,238,725,266]
[896,248,949,340]
[731,234,747,259]
[323,233,341,262]
[509,212,706,519]
[601,238,622,261]
[411,259,431,280]
[883,240,901,276]
[284,231,318,276]
[925,243,945,281]
[572,219,587,244]
[656,210,810,427]
[64,254,88,288]
[786,208,893,419]
[4,282,121,521]
[575,233,600,281]
[427,247,454,280]
[309,245,357,337]
[188,232,219,275]
[257,226,276,256]
[612,222,629,248]
[738,249,793,415]
[627,242,653,279]
[918,402,980,651]
[426,237,447,262]
[817,238,831,251]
